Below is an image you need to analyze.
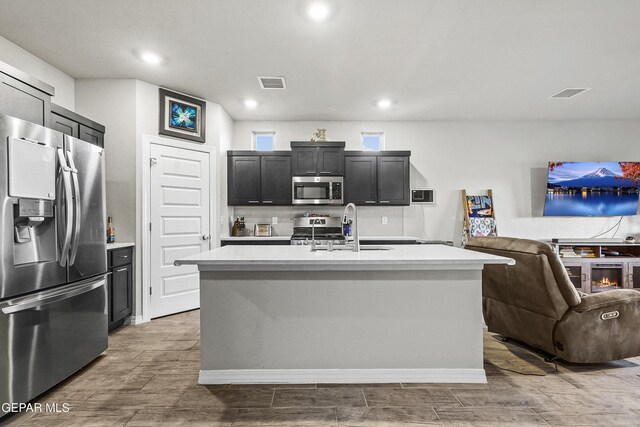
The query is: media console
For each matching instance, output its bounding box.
[549,241,640,293]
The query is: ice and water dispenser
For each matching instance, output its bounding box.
[8,137,57,265]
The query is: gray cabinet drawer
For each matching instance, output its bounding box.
[109,247,133,268]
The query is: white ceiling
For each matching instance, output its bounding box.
[1,0,640,121]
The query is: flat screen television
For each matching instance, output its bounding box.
[543,162,640,216]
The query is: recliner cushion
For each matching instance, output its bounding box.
[466,236,581,307]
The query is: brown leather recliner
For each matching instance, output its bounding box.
[466,236,640,363]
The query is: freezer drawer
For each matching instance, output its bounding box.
[0,276,108,417]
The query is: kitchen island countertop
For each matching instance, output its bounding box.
[175,244,513,271]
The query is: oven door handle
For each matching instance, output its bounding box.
[1,278,106,315]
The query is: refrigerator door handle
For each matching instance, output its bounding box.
[56,148,73,267]
[1,277,106,315]
[67,150,81,265]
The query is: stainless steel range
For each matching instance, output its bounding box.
[290,215,346,246]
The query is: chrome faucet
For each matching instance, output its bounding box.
[342,203,360,252]
[310,218,319,252]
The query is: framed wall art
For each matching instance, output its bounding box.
[159,88,206,143]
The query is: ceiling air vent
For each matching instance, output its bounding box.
[258,76,286,90]
[550,88,590,99]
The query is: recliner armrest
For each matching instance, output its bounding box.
[571,289,640,313]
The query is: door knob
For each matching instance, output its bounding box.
[202,234,211,240]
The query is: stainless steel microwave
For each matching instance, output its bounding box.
[292,176,343,205]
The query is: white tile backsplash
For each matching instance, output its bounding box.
[231,206,407,237]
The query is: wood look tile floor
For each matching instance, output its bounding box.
[4,309,640,426]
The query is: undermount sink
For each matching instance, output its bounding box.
[359,245,393,251]
[310,244,393,252]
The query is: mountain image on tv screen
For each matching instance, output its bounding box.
[544,162,640,216]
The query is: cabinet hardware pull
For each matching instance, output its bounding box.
[365,201,376,204]
[248,200,260,203]
[319,171,331,175]
[263,200,273,204]
[380,200,390,203]
[116,267,128,273]
[305,171,316,175]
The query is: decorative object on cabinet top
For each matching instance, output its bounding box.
[159,88,206,143]
[310,128,327,142]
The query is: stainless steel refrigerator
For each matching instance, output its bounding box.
[0,112,108,416]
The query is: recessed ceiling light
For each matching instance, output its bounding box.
[244,99,258,108]
[307,3,330,21]
[141,52,162,65]
[376,99,392,109]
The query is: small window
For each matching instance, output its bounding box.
[253,131,275,151]
[361,132,384,151]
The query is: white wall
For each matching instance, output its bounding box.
[233,120,640,244]
[75,79,138,242]
[76,79,233,319]
[0,35,75,110]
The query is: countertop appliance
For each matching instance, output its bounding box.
[292,176,343,205]
[0,113,108,417]
[290,215,346,246]
[254,223,272,237]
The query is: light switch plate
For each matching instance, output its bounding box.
[381,216,388,225]
[272,216,278,225]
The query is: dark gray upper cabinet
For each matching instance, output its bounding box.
[291,141,345,176]
[344,156,377,205]
[378,156,410,205]
[344,151,411,206]
[51,103,105,148]
[227,151,292,206]
[51,111,79,138]
[318,147,344,175]
[228,154,261,205]
[261,155,292,205]
[0,61,54,127]
[291,146,318,176]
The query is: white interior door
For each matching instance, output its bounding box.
[150,143,210,319]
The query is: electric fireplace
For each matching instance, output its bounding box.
[591,263,623,293]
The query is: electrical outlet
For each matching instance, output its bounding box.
[272,216,278,225]
[381,216,388,225]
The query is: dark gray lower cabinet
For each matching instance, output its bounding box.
[228,151,292,206]
[221,239,291,246]
[108,247,134,332]
[344,151,411,206]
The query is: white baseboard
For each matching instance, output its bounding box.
[128,315,147,325]
[199,368,486,384]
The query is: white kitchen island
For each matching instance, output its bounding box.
[175,244,513,385]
